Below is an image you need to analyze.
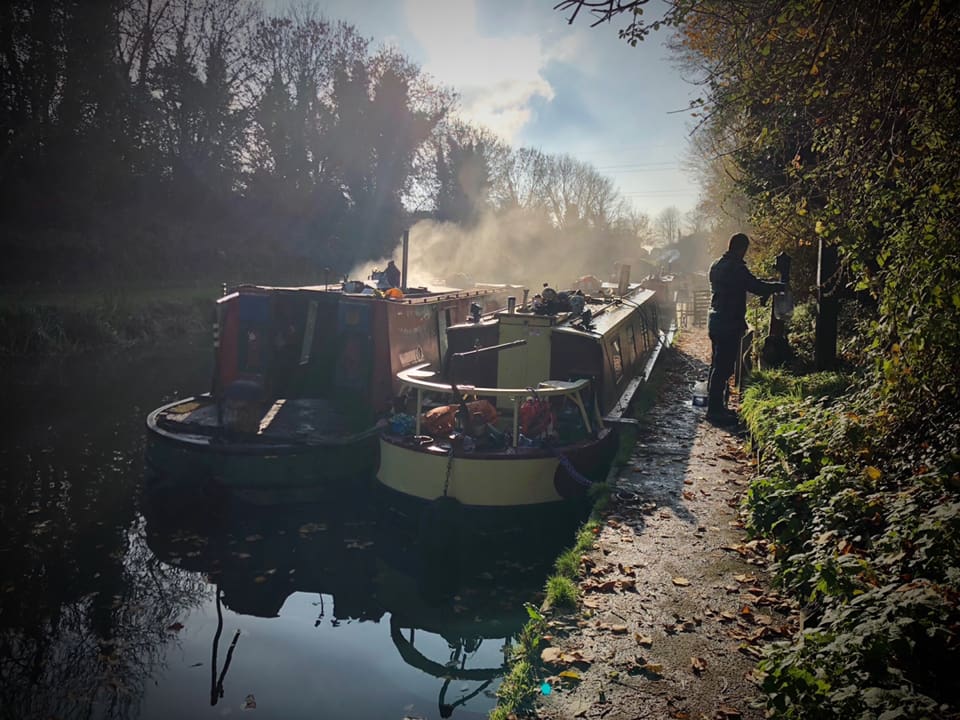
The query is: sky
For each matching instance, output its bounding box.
[281,0,703,220]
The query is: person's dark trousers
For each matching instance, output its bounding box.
[708,332,740,412]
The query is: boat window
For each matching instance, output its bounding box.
[637,313,650,351]
[610,338,623,382]
[626,324,637,361]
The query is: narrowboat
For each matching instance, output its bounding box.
[376,283,668,517]
[145,279,516,499]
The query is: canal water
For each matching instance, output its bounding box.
[0,336,578,720]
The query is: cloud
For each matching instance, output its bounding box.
[403,0,564,142]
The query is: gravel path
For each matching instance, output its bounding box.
[534,327,799,720]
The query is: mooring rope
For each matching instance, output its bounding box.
[550,447,595,488]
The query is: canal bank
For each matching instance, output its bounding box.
[512,327,799,720]
[0,285,217,356]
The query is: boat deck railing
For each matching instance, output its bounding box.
[396,363,597,447]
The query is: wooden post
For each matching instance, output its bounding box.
[760,252,791,368]
[815,238,839,370]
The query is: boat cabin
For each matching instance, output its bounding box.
[212,282,516,424]
[442,284,661,421]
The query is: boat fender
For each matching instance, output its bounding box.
[389,413,416,436]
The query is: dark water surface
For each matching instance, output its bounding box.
[0,337,574,720]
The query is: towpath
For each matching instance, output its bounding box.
[534,327,798,720]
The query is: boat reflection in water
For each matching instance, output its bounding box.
[142,481,577,719]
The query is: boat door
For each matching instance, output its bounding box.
[214,288,272,400]
[334,299,374,406]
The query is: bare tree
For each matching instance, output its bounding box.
[654,205,681,245]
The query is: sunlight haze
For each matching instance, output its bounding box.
[272,0,701,219]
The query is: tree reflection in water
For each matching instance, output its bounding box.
[1,438,581,720]
[0,511,209,720]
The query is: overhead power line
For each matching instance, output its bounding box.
[595,161,680,171]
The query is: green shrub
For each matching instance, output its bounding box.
[741,371,960,718]
[545,576,577,608]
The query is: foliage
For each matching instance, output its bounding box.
[558,2,960,716]
[0,0,656,291]
[0,294,212,356]
[545,575,578,609]
[492,603,548,719]
[740,371,960,718]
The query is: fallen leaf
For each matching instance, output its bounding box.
[635,633,654,647]
[691,656,708,673]
[558,670,582,681]
[717,704,742,718]
[541,647,593,668]
[581,578,618,593]
[609,624,629,634]
[722,544,750,556]
[672,577,691,587]
[541,647,563,665]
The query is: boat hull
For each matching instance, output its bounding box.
[145,395,376,504]
[376,428,616,508]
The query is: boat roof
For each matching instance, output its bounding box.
[396,363,591,398]
[217,283,500,304]
[556,287,656,337]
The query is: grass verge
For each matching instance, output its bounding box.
[0,287,217,356]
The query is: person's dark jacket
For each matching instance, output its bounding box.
[708,252,782,335]
[384,263,401,288]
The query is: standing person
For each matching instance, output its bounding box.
[384,259,401,288]
[707,233,784,424]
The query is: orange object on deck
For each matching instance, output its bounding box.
[421,399,497,436]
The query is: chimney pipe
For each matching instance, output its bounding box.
[401,229,409,291]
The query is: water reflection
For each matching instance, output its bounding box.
[0,338,580,720]
[0,342,213,720]
[141,483,576,719]
[0,485,209,720]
